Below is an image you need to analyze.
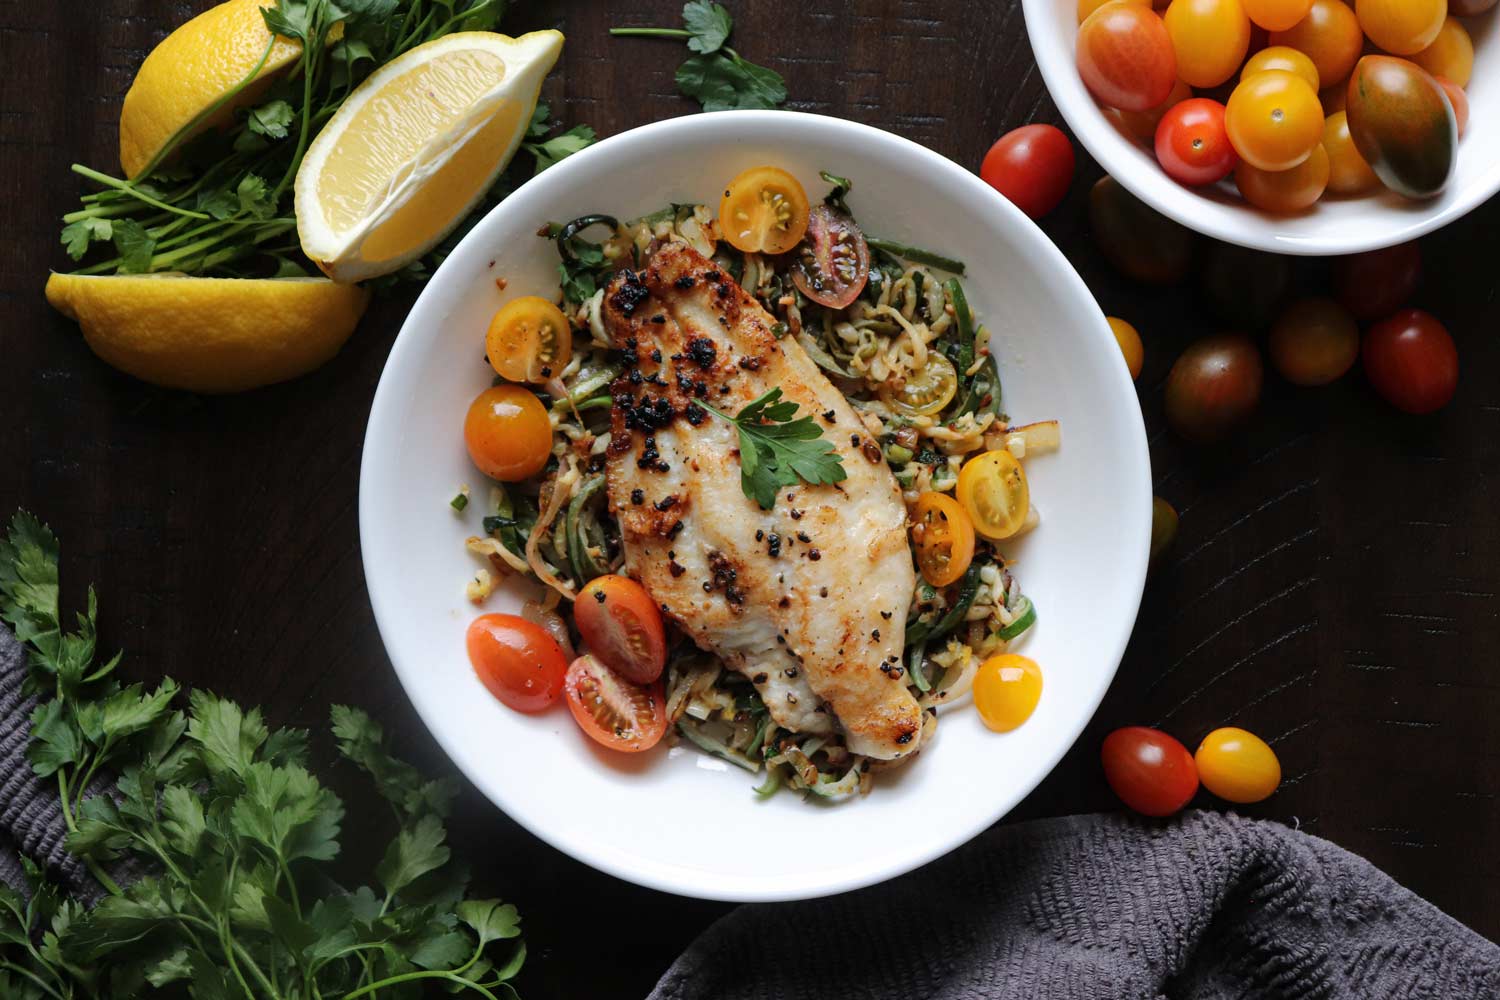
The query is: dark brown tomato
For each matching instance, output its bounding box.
[791,205,870,309]
[1089,175,1196,285]
[1165,334,1264,443]
[1199,240,1291,329]
[1345,56,1457,200]
[1333,242,1422,321]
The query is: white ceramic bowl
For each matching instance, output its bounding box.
[1023,0,1500,255]
[359,110,1150,901]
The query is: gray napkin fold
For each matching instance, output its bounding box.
[650,808,1500,1000]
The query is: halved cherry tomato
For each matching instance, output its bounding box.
[564,653,667,753]
[1102,726,1199,817]
[1269,0,1363,89]
[1107,78,1193,142]
[1362,309,1458,415]
[1156,98,1237,186]
[1412,18,1474,88]
[956,449,1030,541]
[486,296,572,383]
[911,491,976,587]
[1077,3,1179,112]
[1195,727,1281,803]
[574,575,667,684]
[1225,70,1324,171]
[1241,45,1320,90]
[719,166,810,255]
[1109,316,1145,380]
[791,204,870,309]
[464,384,552,482]
[467,613,568,713]
[1243,0,1311,32]
[1436,77,1470,139]
[1164,0,1252,89]
[881,352,958,416]
[1234,142,1329,213]
[973,654,1043,733]
[1322,111,1380,196]
[1355,0,1445,56]
[979,125,1076,220]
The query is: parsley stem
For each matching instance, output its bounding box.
[0,961,65,1000]
[341,970,503,1000]
[608,27,692,38]
[70,165,211,221]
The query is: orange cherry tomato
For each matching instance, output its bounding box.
[486,295,572,383]
[1235,143,1329,212]
[1079,0,1150,21]
[1411,18,1474,89]
[1156,97,1238,186]
[1355,0,1446,56]
[1269,0,1363,88]
[911,491,976,588]
[1243,0,1311,31]
[1102,726,1199,817]
[1164,0,1252,89]
[1268,297,1359,386]
[718,166,810,255]
[464,384,552,482]
[1077,3,1179,112]
[1241,45,1319,90]
[973,654,1043,733]
[1321,111,1380,196]
[1225,70,1324,171]
[1195,727,1281,803]
[575,575,668,684]
[564,653,667,753]
[1106,78,1193,141]
[467,614,569,713]
[1436,77,1469,138]
[1108,316,1145,380]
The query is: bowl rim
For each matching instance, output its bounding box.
[359,108,1151,901]
[1019,0,1500,257]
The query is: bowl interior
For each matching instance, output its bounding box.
[359,111,1151,901]
[1023,0,1500,254]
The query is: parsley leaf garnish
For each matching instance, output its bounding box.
[612,2,787,113]
[702,388,848,509]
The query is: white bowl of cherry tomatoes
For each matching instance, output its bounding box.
[1022,0,1500,254]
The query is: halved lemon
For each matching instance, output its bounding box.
[294,30,563,284]
[44,273,369,394]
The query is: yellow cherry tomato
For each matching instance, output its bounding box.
[1321,112,1380,196]
[1411,18,1474,89]
[463,384,553,482]
[911,491,976,588]
[718,166,810,255]
[1225,70,1324,171]
[1108,317,1144,380]
[1235,143,1330,213]
[1195,726,1281,803]
[486,296,572,383]
[1241,45,1320,91]
[881,352,958,416]
[1079,0,1151,21]
[1355,0,1446,56]
[1242,0,1311,32]
[1269,0,1363,89]
[956,449,1030,541]
[973,654,1043,733]
[1164,0,1252,89]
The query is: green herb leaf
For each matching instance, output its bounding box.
[376,813,451,897]
[458,899,522,945]
[246,98,295,139]
[682,0,733,53]
[676,52,787,112]
[61,218,112,259]
[110,219,156,274]
[703,388,848,509]
[186,691,267,778]
[526,124,598,174]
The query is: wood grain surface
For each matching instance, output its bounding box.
[2,1,1498,995]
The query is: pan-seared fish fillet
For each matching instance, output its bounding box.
[602,243,923,760]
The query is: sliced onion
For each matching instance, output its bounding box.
[523,599,574,660]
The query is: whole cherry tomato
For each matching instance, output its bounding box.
[1164,0,1252,89]
[1200,241,1290,329]
[1334,242,1422,321]
[1089,175,1196,284]
[1268,297,1359,386]
[1362,309,1458,415]
[1195,727,1281,803]
[1079,0,1151,21]
[980,125,1076,219]
[1102,726,1199,817]
[464,384,553,482]
[1165,333,1264,442]
[1436,77,1470,138]
[1225,70,1324,171]
[973,654,1044,733]
[1107,78,1194,141]
[1355,0,1446,56]
[1108,316,1145,380]
[1321,111,1381,196]
[1269,0,1363,89]
[1078,3,1179,112]
[1241,45,1320,90]
[1243,0,1312,31]
[1450,0,1499,14]
[1234,143,1329,213]
[1156,98,1238,186]
[1412,18,1474,88]
[1346,56,1457,200]
[1149,496,1179,570]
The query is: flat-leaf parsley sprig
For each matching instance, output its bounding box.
[610,1,787,112]
[0,511,527,1000]
[702,388,848,510]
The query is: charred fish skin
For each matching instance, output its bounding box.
[601,242,923,760]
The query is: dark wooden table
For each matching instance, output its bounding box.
[4,2,1498,995]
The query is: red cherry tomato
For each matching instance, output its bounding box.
[564,654,668,753]
[467,614,569,713]
[574,575,668,684]
[1101,726,1200,817]
[1362,309,1458,415]
[980,125,1077,220]
[1077,3,1179,112]
[1155,98,1238,186]
[1334,242,1421,321]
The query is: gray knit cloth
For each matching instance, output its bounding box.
[650,806,1500,998]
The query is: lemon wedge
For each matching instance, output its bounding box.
[118,0,303,179]
[45,273,369,394]
[294,30,563,284]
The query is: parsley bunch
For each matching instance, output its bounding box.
[0,512,526,1000]
[59,0,592,284]
[611,2,787,112]
[703,388,848,510]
